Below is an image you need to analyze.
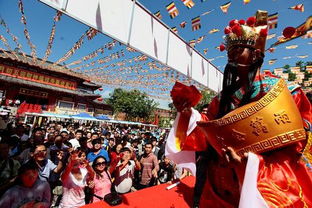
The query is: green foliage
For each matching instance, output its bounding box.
[283,64,290,70]
[106,88,158,121]
[306,61,312,66]
[288,72,296,81]
[168,90,216,115]
[304,70,312,81]
[296,61,305,70]
[158,117,172,128]
[168,102,177,118]
[194,90,216,111]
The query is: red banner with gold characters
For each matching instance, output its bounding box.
[0,64,77,90]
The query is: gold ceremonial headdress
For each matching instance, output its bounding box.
[222,10,269,53]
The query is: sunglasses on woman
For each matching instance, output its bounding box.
[95,161,106,166]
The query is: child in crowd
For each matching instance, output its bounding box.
[158,156,174,184]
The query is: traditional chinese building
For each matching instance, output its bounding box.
[155,108,173,119]
[0,51,112,116]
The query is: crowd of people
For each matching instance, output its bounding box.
[0,119,188,208]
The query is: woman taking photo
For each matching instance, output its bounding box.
[89,156,111,203]
[59,150,94,208]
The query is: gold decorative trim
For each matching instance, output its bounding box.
[301,132,312,171]
[236,129,306,156]
[197,77,305,155]
[212,79,286,126]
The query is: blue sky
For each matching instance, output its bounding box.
[138,0,311,69]
[0,0,311,109]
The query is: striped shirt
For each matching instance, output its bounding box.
[139,153,159,185]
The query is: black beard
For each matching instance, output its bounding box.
[217,56,264,119]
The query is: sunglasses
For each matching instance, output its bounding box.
[95,161,106,166]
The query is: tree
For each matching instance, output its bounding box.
[304,70,312,81]
[296,61,304,67]
[296,61,305,71]
[168,90,216,115]
[168,102,177,118]
[106,88,158,121]
[158,117,172,128]
[283,64,290,71]
[288,72,296,81]
[306,61,312,66]
[195,90,216,111]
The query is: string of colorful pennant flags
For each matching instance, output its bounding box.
[0,0,310,100]
[43,11,62,61]
[18,0,37,63]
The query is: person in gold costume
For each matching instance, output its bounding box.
[166,10,312,208]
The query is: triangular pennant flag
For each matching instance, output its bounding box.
[243,0,251,5]
[181,0,195,9]
[166,2,179,19]
[268,59,277,65]
[220,1,231,14]
[154,11,162,19]
[285,45,298,49]
[86,28,98,40]
[297,55,308,58]
[197,35,205,43]
[267,33,276,40]
[171,27,178,34]
[268,13,278,29]
[191,16,201,31]
[189,39,196,47]
[289,4,304,12]
[203,48,208,54]
[180,21,187,28]
[209,28,220,34]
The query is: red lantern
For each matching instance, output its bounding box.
[232,25,242,37]
[219,44,225,52]
[246,16,256,26]
[224,26,232,34]
[283,27,296,39]
[229,19,238,27]
[99,88,103,91]
[97,97,103,101]
[238,19,246,25]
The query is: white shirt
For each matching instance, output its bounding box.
[114,160,135,194]
[60,168,88,208]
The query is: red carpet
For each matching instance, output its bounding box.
[81,176,196,208]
